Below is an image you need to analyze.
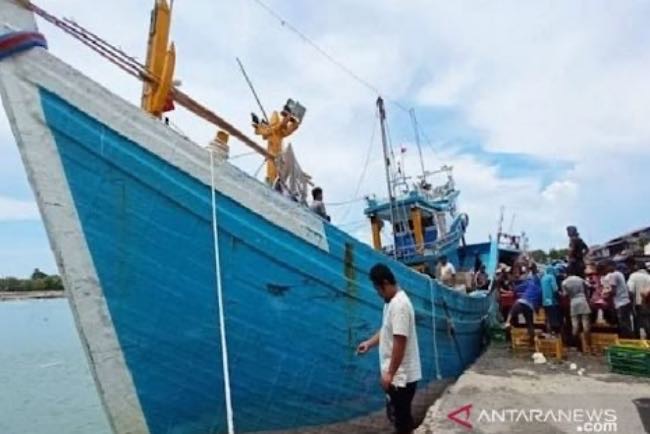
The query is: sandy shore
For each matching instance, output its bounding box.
[0,290,64,301]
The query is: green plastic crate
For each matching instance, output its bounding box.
[489,327,507,343]
[606,346,650,378]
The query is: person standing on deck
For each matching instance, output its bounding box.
[627,259,650,338]
[566,226,589,277]
[309,187,330,222]
[357,264,422,434]
[438,255,456,287]
[604,261,634,338]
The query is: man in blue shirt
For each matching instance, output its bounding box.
[508,276,542,345]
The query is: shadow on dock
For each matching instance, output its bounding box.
[257,379,454,434]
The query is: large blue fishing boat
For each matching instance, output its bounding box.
[0,1,493,433]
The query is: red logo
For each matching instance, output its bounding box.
[447,404,473,430]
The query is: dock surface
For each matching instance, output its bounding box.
[416,344,650,433]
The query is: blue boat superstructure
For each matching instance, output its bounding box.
[364,167,469,273]
[0,3,492,433]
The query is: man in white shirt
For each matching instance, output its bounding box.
[438,255,456,287]
[627,260,650,338]
[357,264,422,434]
[605,261,633,338]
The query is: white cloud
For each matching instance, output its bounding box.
[0,197,39,221]
[416,64,477,107]
[541,180,578,204]
[0,0,647,258]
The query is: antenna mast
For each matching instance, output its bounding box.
[236,57,269,123]
[377,97,398,256]
[409,108,427,180]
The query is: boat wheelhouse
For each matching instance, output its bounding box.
[365,165,468,275]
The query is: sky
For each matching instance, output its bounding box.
[1,0,649,277]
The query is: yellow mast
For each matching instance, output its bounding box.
[141,0,175,117]
[411,208,424,253]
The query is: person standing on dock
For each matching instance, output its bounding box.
[561,271,592,351]
[309,186,330,221]
[626,259,650,338]
[541,266,562,335]
[357,264,422,434]
[605,261,634,338]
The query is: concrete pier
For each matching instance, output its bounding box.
[416,344,650,433]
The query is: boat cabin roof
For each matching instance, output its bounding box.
[364,189,459,221]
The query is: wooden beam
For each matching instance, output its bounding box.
[171,88,272,159]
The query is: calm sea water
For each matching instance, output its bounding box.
[0,298,112,434]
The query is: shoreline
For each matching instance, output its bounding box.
[0,290,65,301]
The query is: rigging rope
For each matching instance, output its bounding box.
[338,108,379,222]
[326,198,366,207]
[248,0,409,113]
[428,278,442,380]
[209,149,235,434]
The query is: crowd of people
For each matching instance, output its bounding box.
[500,226,650,350]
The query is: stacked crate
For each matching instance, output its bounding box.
[535,335,565,360]
[585,332,619,356]
[606,344,650,378]
[511,327,534,352]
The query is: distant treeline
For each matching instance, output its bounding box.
[0,269,63,292]
[529,248,569,264]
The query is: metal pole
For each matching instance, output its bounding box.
[236,57,269,123]
[409,108,427,179]
[377,97,398,257]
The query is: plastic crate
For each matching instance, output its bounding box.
[535,335,565,360]
[617,339,650,349]
[489,327,507,343]
[586,332,619,355]
[511,327,534,352]
[606,346,650,377]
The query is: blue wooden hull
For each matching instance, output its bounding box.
[0,26,491,430]
[34,85,490,433]
[37,88,490,433]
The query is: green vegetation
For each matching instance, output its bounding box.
[530,248,569,264]
[0,269,63,292]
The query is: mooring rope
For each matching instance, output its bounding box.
[209,149,235,434]
[428,278,442,380]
